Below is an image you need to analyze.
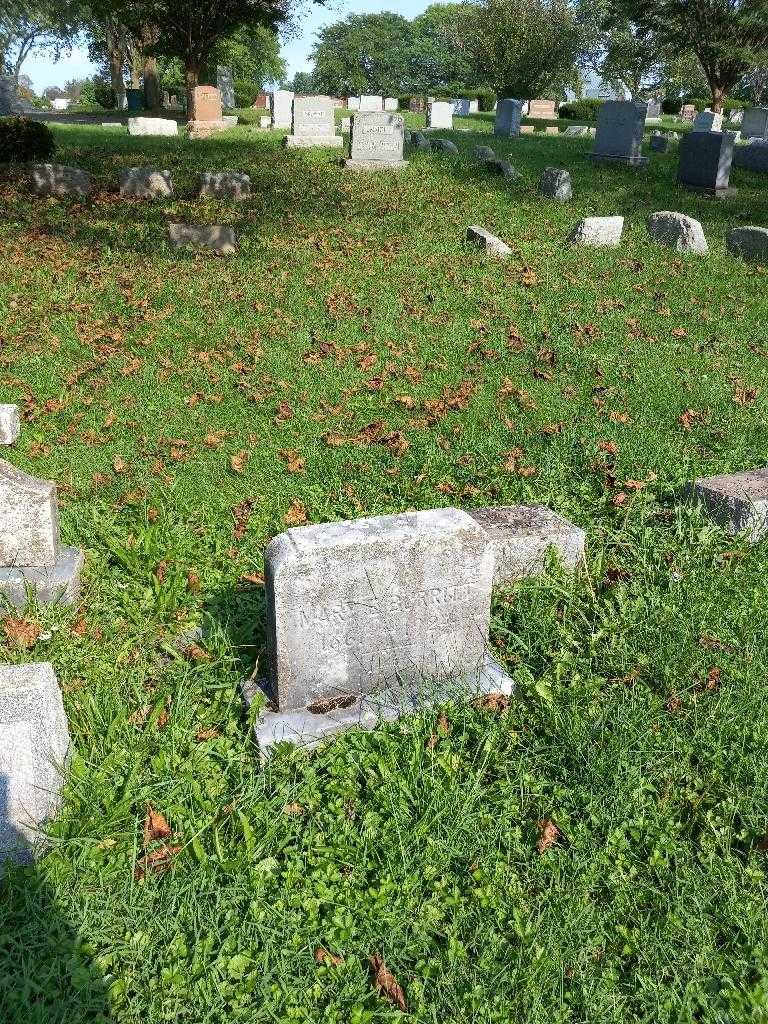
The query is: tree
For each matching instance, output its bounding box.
[604,0,768,111]
[461,0,584,99]
[88,0,291,111]
[1,0,80,88]
[410,4,482,93]
[290,69,315,92]
[598,24,664,97]
[209,22,285,87]
[311,13,414,95]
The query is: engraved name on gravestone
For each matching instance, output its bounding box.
[264,508,494,713]
[345,112,408,169]
[216,66,235,109]
[285,95,342,147]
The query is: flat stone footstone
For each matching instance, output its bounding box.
[245,653,514,756]
[168,223,237,255]
[563,125,594,137]
[430,138,459,154]
[127,117,178,137]
[486,157,519,179]
[0,662,70,864]
[726,226,768,261]
[647,211,708,254]
[0,460,60,566]
[197,171,252,200]
[221,115,238,127]
[568,215,624,247]
[473,145,496,160]
[409,131,431,150]
[119,167,173,199]
[0,405,20,445]
[466,225,512,258]
[264,508,495,714]
[467,505,585,586]
[650,134,670,153]
[688,468,768,541]
[0,546,84,609]
[29,164,92,198]
[538,166,572,200]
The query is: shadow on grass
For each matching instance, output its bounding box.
[203,579,268,685]
[0,776,110,1024]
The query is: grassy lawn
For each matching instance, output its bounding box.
[1,119,768,1023]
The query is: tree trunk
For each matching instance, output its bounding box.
[144,56,161,109]
[711,83,725,113]
[105,20,127,109]
[185,63,200,118]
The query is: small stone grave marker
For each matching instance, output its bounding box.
[495,99,523,137]
[29,164,91,198]
[688,469,768,541]
[528,99,558,119]
[568,215,624,247]
[271,90,294,129]
[284,95,342,148]
[466,225,511,257]
[726,226,768,262]
[119,167,173,199]
[0,405,20,445]
[249,508,512,752]
[741,107,768,139]
[0,663,70,864]
[538,166,572,200]
[427,101,453,129]
[359,95,383,111]
[467,506,585,586]
[692,110,722,132]
[647,211,708,254]
[168,223,237,255]
[128,117,178,137]
[197,171,251,200]
[0,459,83,607]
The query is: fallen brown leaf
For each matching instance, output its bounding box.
[369,954,407,1012]
[143,804,172,846]
[314,946,344,967]
[3,617,41,650]
[285,498,308,526]
[537,819,560,854]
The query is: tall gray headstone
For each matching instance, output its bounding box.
[0,75,24,116]
[271,89,294,130]
[742,107,768,140]
[0,459,83,606]
[494,99,523,138]
[216,66,235,109]
[692,110,723,132]
[589,101,648,166]
[344,112,408,170]
[284,94,342,148]
[427,100,453,129]
[677,130,736,195]
[0,663,70,864]
[249,508,513,752]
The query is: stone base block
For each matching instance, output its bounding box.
[343,159,409,171]
[688,468,768,542]
[0,662,70,864]
[187,120,228,139]
[283,134,343,148]
[0,405,20,445]
[245,654,514,757]
[467,505,585,586]
[588,153,648,167]
[0,547,84,609]
[679,184,738,197]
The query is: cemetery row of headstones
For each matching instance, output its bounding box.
[2,404,768,862]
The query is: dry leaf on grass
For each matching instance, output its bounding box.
[285,499,307,526]
[314,946,344,966]
[537,819,560,854]
[134,843,182,881]
[472,692,509,713]
[425,711,451,749]
[369,954,407,1011]
[143,804,172,846]
[3,617,42,650]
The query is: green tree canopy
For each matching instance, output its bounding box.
[311,12,413,95]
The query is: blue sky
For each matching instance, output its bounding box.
[22,0,433,92]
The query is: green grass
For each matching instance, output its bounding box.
[1,120,768,1023]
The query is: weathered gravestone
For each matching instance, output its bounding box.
[687,469,768,542]
[733,142,768,173]
[677,130,736,195]
[119,167,173,199]
[726,226,768,262]
[466,225,512,258]
[168,223,237,255]
[0,76,24,115]
[29,164,92,198]
[0,663,70,864]
[589,101,648,166]
[645,98,662,119]
[467,506,585,586]
[284,95,342,148]
[473,145,496,160]
[494,98,523,137]
[248,508,512,752]
[188,86,227,138]
[427,101,453,129]
[562,125,594,137]
[741,107,768,139]
[680,103,696,123]
[528,99,558,119]
[409,96,425,113]
[271,90,294,129]
[647,211,708,254]
[650,132,670,153]
[216,66,235,109]
[692,110,722,132]
[197,171,251,200]
[340,116,351,132]
[567,215,624,247]
[430,138,458,154]
[347,96,361,111]
[359,95,383,111]
[538,166,572,200]
[344,112,408,170]
[0,460,84,606]
[0,406,19,445]
[384,97,399,111]
[128,117,177,137]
